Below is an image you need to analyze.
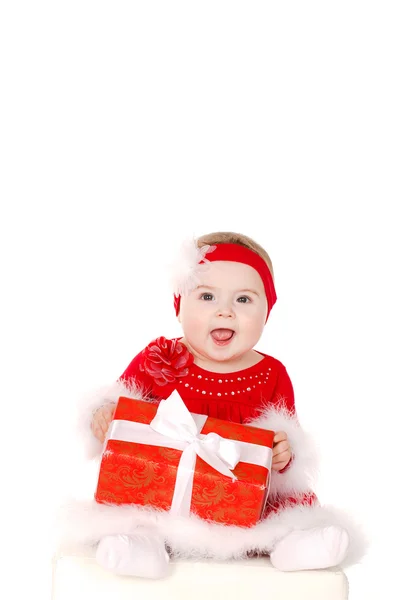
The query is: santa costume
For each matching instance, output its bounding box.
[60,240,366,577]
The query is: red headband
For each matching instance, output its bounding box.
[173,243,277,320]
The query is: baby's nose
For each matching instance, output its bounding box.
[216,305,235,318]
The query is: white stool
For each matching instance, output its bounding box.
[52,545,349,600]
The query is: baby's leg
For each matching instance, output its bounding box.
[96,531,170,579]
[270,525,349,572]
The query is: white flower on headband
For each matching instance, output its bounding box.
[170,238,216,297]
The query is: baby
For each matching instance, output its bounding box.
[77,231,361,579]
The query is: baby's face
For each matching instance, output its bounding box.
[178,261,268,366]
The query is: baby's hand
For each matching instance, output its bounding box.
[91,402,116,443]
[272,431,292,471]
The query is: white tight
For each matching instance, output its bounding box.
[96,531,170,579]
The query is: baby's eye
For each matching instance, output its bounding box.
[200,293,214,301]
[237,296,251,303]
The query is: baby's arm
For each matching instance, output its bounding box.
[270,362,295,414]
[249,361,318,497]
[91,402,117,443]
[270,363,296,472]
[78,349,153,458]
[90,351,151,443]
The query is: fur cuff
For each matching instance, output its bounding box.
[247,406,319,498]
[76,380,148,460]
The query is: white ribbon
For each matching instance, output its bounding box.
[107,390,272,517]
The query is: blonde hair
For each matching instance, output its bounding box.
[196,231,274,280]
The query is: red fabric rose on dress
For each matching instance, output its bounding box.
[139,337,194,386]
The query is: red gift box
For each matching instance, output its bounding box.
[95,394,274,527]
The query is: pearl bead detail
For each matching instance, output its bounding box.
[175,365,273,398]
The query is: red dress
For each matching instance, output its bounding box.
[119,337,317,517]
[120,339,295,422]
[70,336,335,558]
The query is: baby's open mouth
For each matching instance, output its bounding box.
[210,329,235,345]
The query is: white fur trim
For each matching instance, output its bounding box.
[76,380,149,460]
[247,406,319,498]
[169,238,216,296]
[57,499,366,568]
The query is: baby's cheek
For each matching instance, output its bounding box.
[181,312,207,335]
[242,311,261,328]
[243,316,264,341]
[191,317,208,333]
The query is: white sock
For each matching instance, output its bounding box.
[96,533,170,579]
[270,525,349,572]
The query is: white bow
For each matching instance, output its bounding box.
[150,392,241,514]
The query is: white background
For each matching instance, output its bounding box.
[1,2,399,598]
